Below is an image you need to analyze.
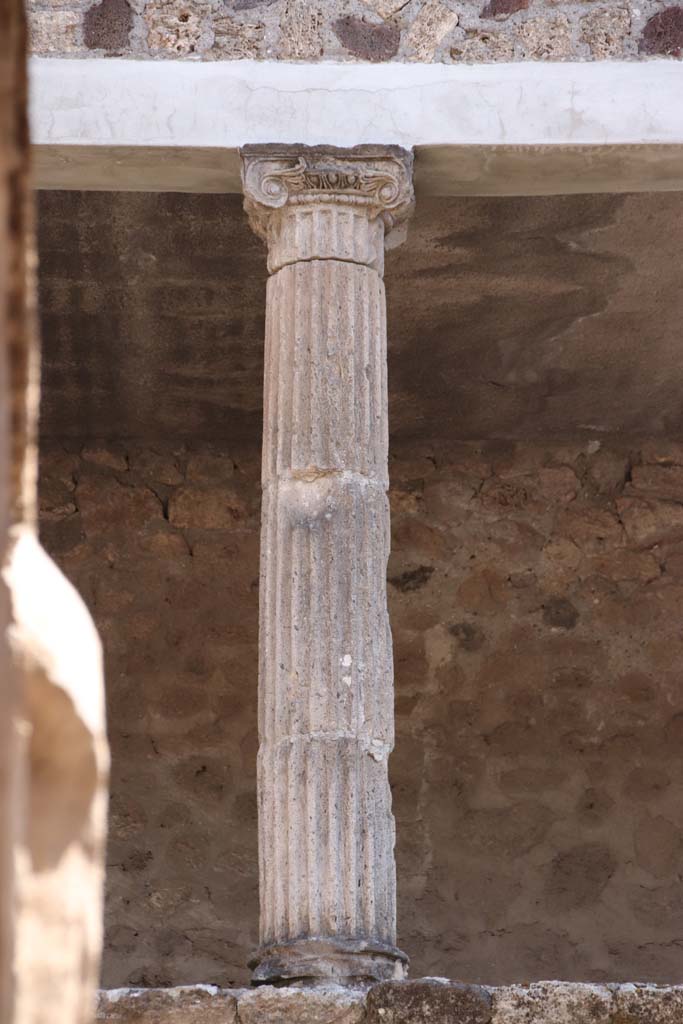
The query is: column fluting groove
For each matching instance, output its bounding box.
[243,145,413,987]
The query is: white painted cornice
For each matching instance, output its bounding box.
[29,57,683,195]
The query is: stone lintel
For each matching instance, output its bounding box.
[95,980,683,1024]
[30,59,683,195]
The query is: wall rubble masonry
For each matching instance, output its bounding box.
[38,437,683,989]
[26,0,683,62]
[96,981,683,1024]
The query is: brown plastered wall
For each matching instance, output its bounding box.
[27,0,683,63]
[39,436,683,989]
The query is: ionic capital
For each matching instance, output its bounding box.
[241,145,414,273]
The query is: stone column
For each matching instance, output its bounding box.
[242,146,413,987]
[0,0,108,1019]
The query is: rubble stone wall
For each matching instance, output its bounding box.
[96,980,683,1024]
[28,0,683,64]
[38,437,683,989]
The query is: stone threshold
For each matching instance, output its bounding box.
[97,978,683,1023]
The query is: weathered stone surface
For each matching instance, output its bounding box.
[28,8,81,51]
[492,982,612,1023]
[84,0,133,51]
[640,7,683,57]
[403,0,458,61]
[130,448,184,486]
[95,983,683,1024]
[333,15,401,61]
[243,147,413,985]
[613,984,683,1023]
[168,483,248,530]
[77,473,163,538]
[26,0,679,61]
[581,6,630,59]
[628,464,683,503]
[277,0,324,60]
[517,14,573,59]
[481,0,528,19]
[450,28,515,61]
[238,986,364,1024]
[585,448,629,497]
[616,496,683,549]
[210,15,264,59]
[39,439,683,986]
[83,445,128,472]
[367,979,492,1024]
[98,986,238,1022]
[233,0,276,9]
[360,0,409,19]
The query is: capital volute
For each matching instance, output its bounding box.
[240,145,414,247]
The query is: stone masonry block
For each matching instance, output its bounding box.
[237,986,365,1024]
[613,984,683,1024]
[491,982,613,1024]
[367,979,493,1024]
[97,986,239,1023]
[404,0,458,60]
[333,15,401,61]
[28,8,81,52]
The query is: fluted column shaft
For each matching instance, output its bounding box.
[242,147,413,986]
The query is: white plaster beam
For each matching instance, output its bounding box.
[29,57,683,195]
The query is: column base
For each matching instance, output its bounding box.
[249,937,408,988]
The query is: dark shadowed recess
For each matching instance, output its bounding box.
[37,190,683,448]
